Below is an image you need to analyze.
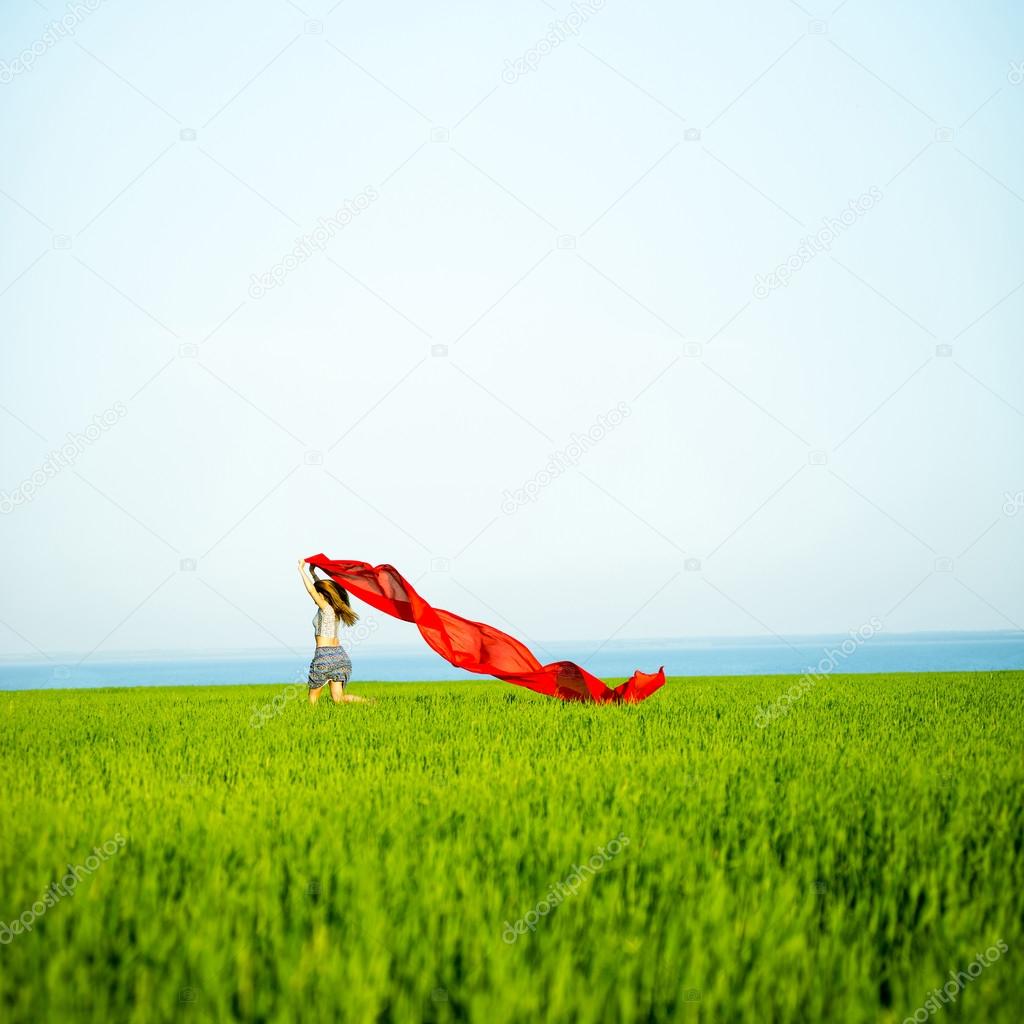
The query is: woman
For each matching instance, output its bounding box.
[298,560,370,704]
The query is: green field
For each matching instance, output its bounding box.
[1,672,1022,1023]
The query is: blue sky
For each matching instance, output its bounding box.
[1,0,1022,661]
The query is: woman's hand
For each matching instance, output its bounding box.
[299,559,319,599]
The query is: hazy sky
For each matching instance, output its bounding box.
[1,0,1022,664]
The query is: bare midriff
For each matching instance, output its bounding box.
[315,636,340,648]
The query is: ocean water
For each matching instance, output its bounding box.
[0,632,1021,691]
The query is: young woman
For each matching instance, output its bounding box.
[298,560,370,704]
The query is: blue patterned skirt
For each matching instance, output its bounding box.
[308,646,352,690]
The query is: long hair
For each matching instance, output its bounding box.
[314,579,359,627]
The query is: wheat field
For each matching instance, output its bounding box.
[1,672,1021,1022]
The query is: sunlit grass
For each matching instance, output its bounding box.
[1,672,1021,1022]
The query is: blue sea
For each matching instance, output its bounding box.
[0,632,1021,691]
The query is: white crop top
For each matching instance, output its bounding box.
[313,605,339,639]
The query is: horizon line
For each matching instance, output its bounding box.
[1,627,1021,665]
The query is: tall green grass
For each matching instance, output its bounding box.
[0,672,1021,1022]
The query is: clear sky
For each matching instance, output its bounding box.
[1,0,1022,662]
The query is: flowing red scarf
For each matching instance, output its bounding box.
[306,555,665,704]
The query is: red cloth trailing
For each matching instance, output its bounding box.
[306,555,665,704]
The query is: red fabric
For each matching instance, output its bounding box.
[306,555,665,704]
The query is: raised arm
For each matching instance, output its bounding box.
[298,560,329,607]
